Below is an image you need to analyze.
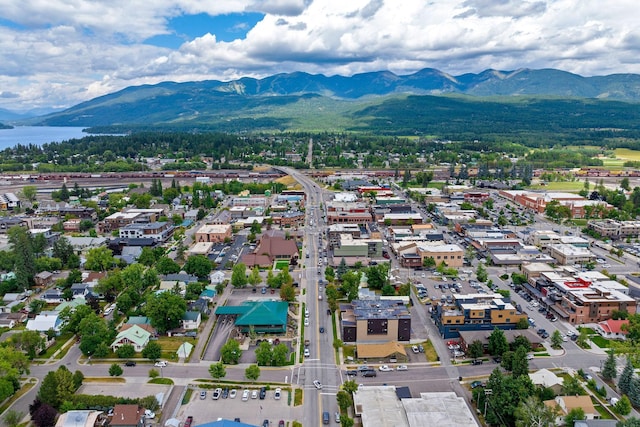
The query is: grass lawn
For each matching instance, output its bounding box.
[38,332,74,359]
[590,335,610,348]
[600,158,626,169]
[343,345,356,360]
[579,327,597,334]
[294,388,303,406]
[275,260,290,270]
[593,403,614,420]
[528,181,584,191]
[422,340,439,362]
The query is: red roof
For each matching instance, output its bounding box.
[598,319,629,334]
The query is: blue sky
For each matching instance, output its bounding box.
[0,0,639,111]
[145,12,265,49]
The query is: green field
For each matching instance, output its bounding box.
[528,181,584,191]
[614,148,640,162]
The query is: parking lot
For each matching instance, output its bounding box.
[176,386,297,427]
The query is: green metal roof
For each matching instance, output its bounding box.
[235,301,288,327]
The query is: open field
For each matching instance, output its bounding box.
[528,181,584,191]
[600,158,626,169]
[614,148,640,161]
[275,175,301,188]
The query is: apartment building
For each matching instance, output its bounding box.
[341,299,411,343]
[119,222,174,242]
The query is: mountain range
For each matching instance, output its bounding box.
[12,67,640,130]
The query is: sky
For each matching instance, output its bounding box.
[1,0,639,112]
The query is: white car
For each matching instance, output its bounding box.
[154,361,167,367]
[251,390,258,399]
[304,318,309,326]
[144,410,155,419]
[396,365,408,371]
[526,354,534,360]
[378,365,393,372]
[242,389,250,401]
[313,380,323,390]
[229,389,237,399]
[212,388,221,400]
[304,348,310,357]
[274,388,281,400]
[411,345,419,353]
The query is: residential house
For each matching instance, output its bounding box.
[111,325,151,352]
[181,311,202,330]
[596,319,629,340]
[34,271,55,287]
[0,217,28,233]
[40,290,65,303]
[26,311,62,333]
[544,395,598,424]
[529,369,564,394]
[110,404,145,427]
[0,192,21,210]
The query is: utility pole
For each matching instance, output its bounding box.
[484,389,493,419]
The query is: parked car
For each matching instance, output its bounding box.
[418,344,424,353]
[222,388,229,399]
[378,365,393,372]
[124,361,136,367]
[274,388,281,400]
[411,345,419,353]
[199,391,206,400]
[346,370,358,376]
[251,390,258,399]
[154,361,167,367]
[229,389,237,399]
[184,416,193,427]
[212,388,221,400]
[262,420,269,427]
[472,359,483,365]
[396,365,408,371]
[470,381,484,389]
[259,387,266,400]
[242,389,250,401]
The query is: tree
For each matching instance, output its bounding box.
[255,341,273,366]
[184,255,212,279]
[231,262,248,287]
[142,342,162,361]
[109,363,123,376]
[145,291,187,333]
[381,284,396,296]
[629,377,640,408]
[221,339,241,364]
[84,246,115,271]
[516,318,530,329]
[72,370,84,390]
[280,283,296,302]
[488,327,509,356]
[616,395,632,416]
[78,313,112,356]
[342,380,358,395]
[21,185,37,203]
[550,330,563,349]
[476,263,488,283]
[248,266,261,287]
[565,407,585,426]
[602,350,617,381]
[245,364,260,382]
[336,390,352,411]
[116,344,136,359]
[31,403,57,427]
[38,372,61,408]
[562,375,583,396]
[366,263,389,290]
[208,362,226,380]
[423,257,436,269]
[512,335,531,352]
[156,256,181,275]
[511,346,530,379]
[8,226,36,290]
[59,183,70,201]
[340,416,354,427]
[11,330,45,360]
[617,418,640,427]
[468,340,484,360]
[619,357,634,395]
[514,395,557,427]
[3,409,24,427]
[272,343,289,366]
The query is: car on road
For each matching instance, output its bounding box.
[526,354,534,360]
[470,381,484,389]
[154,361,167,367]
[251,390,258,399]
[229,389,237,399]
[184,417,193,427]
[212,388,221,400]
[378,365,393,372]
[472,359,483,365]
[335,412,341,423]
[242,390,250,401]
[199,391,206,400]
[346,370,358,376]
[319,327,325,333]
[396,365,408,371]
[313,380,323,390]
[304,318,309,326]
[124,361,136,367]
[362,370,377,377]
[274,388,281,400]
[304,348,310,357]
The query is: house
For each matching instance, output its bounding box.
[181,311,202,330]
[70,283,90,298]
[110,404,145,427]
[26,311,62,333]
[111,324,151,352]
[209,270,225,284]
[55,410,102,427]
[596,319,629,340]
[34,271,54,287]
[55,297,86,312]
[544,395,598,424]
[40,290,65,304]
[529,369,564,394]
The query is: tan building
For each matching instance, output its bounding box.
[417,244,464,267]
[341,299,411,343]
[548,244,595,265]
[558,286,636,325]
[195,224,232,243]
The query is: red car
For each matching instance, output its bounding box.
[279,421,285,427]
[184,416,193,427]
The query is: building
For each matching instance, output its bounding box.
[270,211,305,227]
[341,299,411,343]
[242,232,299,266]
[432,293,527,339]
[328,224,362,248]
[26,311,62,333]
[195,224,232,243]
[110,324,151,352]
[499,190,611,218]
[55,410,102,427]
[544,396,598,424]
[333,234,383,259]
[0,217,28,233]
[528,369,564,394]
[0,193,21,210]
[548,244,595,265]
[215,300,288,334]
[58,207,97,221]
[596,319,629,340]
[416,244,464,268]
[588,219,640,240]
[110,404,145,427]
[119,222,174,242]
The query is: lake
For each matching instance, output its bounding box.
[0,126,90,150]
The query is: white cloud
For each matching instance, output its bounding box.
[1,0,640,110]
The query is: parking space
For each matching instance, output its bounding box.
[176,386,295,427]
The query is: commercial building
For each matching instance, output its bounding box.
[195,224,232,243]
[119,221,174,242]
[548,244,595,265]
[333,234,383,258]
[340,299,411,343]
[588,219,640,240]
[432,293,527,339]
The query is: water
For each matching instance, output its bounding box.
[0,126,89,150]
